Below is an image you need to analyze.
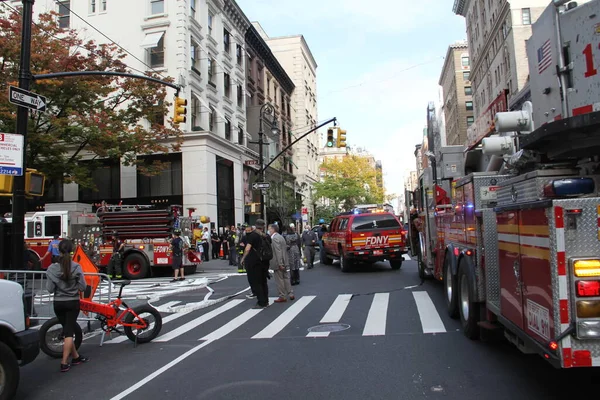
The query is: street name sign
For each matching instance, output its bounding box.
[9,86,47,112]
[252,182,270,190]
[0,133,24,176]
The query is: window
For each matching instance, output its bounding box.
[45,216,62,237]
[208,12,213,36]
[466,101,473,111]
[191,38,200,74]
[223,29,230,53]
[190,96,200,130]
[190,0,196,17]
[463,71,470,81]
[224,118,231,140]
[57,1,70,28]
[150,0,164,15]
[237,84,243,107]
[238,126,244,145]
[461,56,469,67]
[257,65,262,86]
[150,35,165,68]
[464,86,472,95]
[522,8,531,25]
[224,73,231,97]
[150,100,165,126]
[89,0,96,13]
[247,54,253,78]
[101,0,106,12]
[137,154,182,197]
[209,107,217,132]
[351,214,400,230]
[236,44,242,65]
[208,57,215,84]
[79,160,121,201]
[467,116,475,126]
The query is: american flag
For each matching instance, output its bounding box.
[537,40,552,73]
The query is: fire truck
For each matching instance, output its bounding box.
[15,202,200,279]
[409,0,600,368]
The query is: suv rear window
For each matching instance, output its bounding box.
[351,214,400,230]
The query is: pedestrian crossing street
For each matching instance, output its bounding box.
[98,289,453,346]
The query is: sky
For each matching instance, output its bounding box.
[237,0,467,202]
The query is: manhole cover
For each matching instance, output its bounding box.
[307,323,351,333]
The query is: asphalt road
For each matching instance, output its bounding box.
[17,257,600,399]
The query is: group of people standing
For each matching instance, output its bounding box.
[237,219,320,308]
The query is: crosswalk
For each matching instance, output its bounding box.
[97,290,452,346]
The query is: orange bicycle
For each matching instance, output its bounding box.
[39,280,162,358]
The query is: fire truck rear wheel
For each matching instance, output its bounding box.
[339,249,352,273]
[123,253,150,280]
[444,256,459,319]
[458,261,480,340]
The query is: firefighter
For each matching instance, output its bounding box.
[40,234,61,264]
[107,231,124,279]
[237,223,250,273]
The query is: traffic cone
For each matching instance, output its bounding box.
[219,246,224,258]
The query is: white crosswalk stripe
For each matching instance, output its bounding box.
[93,290,447,345]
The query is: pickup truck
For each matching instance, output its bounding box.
[0,280,40,400]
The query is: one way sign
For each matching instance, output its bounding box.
[9,86,47,112]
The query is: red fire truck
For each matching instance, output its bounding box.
[15,202,200,279]
[410,0,600,368]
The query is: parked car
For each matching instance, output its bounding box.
[0,280,40,400]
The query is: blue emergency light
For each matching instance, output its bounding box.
[543,178,595,198]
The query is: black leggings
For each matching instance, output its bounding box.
[54,300,80,337]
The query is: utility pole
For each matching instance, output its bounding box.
[11,0,35,270]
[252,103,279,221]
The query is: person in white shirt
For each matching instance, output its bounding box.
[201,227,210,262]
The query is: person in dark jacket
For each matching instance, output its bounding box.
[221,229,229,260]
[301,226,318,268]
[211,229,221,259]
[46,240,90,372]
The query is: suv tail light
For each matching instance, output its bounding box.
[577,280,600,297]
[346,231,353,248]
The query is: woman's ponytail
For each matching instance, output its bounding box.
[58,240,74,281]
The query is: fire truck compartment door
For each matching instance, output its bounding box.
[498,211,525,330]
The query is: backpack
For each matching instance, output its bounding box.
[256,232,273,262]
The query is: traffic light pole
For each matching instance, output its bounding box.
[260,117,337,174]
[11,0,34,271]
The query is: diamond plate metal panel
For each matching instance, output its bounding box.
[554,198,600,359]
[481,208,500,311]
[497,169,578,206]
[455,172,512,209]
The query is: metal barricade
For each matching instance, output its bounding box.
[0,270,113,325]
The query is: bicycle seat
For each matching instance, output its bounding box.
[114,280,131,287]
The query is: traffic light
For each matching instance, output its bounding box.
[173,97,187,124]
[326,128,334,147]
[0,169,45,196]
[25,169,45,196]
[337,129,347,148]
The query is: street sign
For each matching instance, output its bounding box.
[252,182,270,190]
[244,159,259,166]
[301,207,308,214]
[9,86,47,112]
[0,133,24,176]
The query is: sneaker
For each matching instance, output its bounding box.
[71,356,89,365]
[170,279,179,283]
[252,304,268,309]
[179,277,185,281]
[289,295,295,301]
[246,294,257,300]
[60,363,71,372]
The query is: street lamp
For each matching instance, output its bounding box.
[258,102,279,220]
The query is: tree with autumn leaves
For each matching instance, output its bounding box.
[0,10,181,192]
[314,154,385,212]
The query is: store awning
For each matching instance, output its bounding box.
[140,31,164,49]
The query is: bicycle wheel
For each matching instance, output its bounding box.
[123,305,162,344]
[39,317,83,359]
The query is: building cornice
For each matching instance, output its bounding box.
[438,42,468,85]
[267,34,318,70]
[223,0,251,35]
[245,25,295,95]
[452,0,471,16]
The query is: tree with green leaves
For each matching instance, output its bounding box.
[314,154,385,211]
[0,10,181,192]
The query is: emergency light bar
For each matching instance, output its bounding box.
[542,178,595,198]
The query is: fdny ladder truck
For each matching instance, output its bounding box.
[410,0,600,368]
